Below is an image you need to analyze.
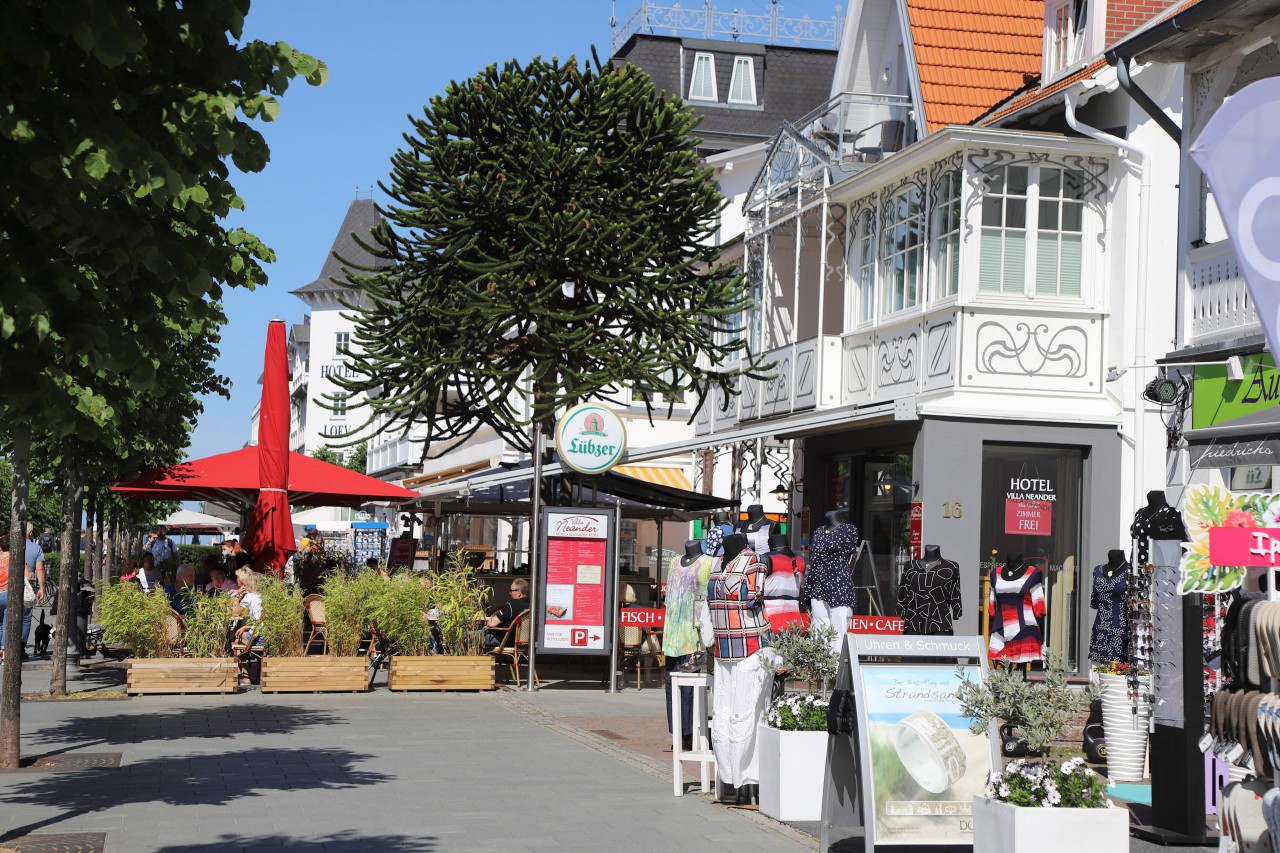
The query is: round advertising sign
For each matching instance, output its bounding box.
[555,403,627,475]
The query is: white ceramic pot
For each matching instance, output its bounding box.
[972,796,1129,853]
[757,724,827,821]
[1097,672,1150,782]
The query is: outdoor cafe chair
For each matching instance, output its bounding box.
[164,608,185,657]
[488,609,539,688]
[619,625,663,690]
[304,594,328,655]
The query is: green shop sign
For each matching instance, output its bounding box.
[555,403,627,475]
[1193,353,1280,429]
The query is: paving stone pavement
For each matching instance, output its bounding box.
[0,666,810,853]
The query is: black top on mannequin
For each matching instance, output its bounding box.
[922,544,943,565]
[1001,553,1027,581]
[767,533,793,556]
[1104,549,1127,577]
[713,510,732,525]
[824,509,849,530]
[682,540,703,565]
[1144,490,1170,511]
[721,533,749,563]
[743,504,768,532]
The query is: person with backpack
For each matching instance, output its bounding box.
[142,525,179,569]
[36,528,56,554]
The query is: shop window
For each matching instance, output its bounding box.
[979,444,1083,671]
[689,53,717,102]
[728,56,756,105]
[979,164,1085,298]
[880,186,924,314]
[932,169,962,299]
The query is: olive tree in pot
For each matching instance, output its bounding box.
[386,548,494,691]
[956,659,1123,853]
[758,623,839,821]
[261,573,369,693]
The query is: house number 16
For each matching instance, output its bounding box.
[942,501,963,519]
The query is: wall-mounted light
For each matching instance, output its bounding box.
[882,64,892,84]
[771,482,789,502]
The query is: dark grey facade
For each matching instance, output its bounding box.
[611,33,837,154]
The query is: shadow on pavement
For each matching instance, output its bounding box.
[0,746,392,841]
[151,831,438,852]
[28,703,341,749]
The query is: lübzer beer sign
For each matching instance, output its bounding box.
[555,403,627,475]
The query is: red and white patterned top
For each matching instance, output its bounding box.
[987,566,1045,663]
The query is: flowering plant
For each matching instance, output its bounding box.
[1093,660,1145,677]
[764,693,829,732]
[985,757,1110,809]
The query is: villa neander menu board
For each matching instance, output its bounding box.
[537,509,615,655]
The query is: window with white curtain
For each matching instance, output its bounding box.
[880,187,925,314]
[689,53,717,101]
[728,56,756,104]
[932,169,962,299]
[979,166,1028,294]
[979,164,1084,298]
[855,208,876,326]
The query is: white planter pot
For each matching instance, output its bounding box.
[757,724,827,821]
[1097,672,1150,782]
[972,796,1129,853]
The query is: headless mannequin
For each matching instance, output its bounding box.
[743,504,768,532]
[1144,490,1170,511]
[922,544,943,567]
[681,540,702,566]
[824,508,849,530]
[1104,549,1127,578]
[713,510,732,527]
[722,533,750,563]
[1001,553,1027,582]
[767,533,794,557]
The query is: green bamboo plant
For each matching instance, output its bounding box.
[179,591,235,658]
[256,575,305,658]
[321,570,381,657]
[98,581,171,658]
[428,548,492,657]
[365,574,434,656]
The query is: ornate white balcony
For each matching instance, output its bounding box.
[1185,239,1260,346]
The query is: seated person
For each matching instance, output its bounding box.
[296,540,327,597]
[231,568,264,682]
[196,554,220,591]
[367,556,391,580]
[204,565,238,595]
[136,553,161,592]
[165,564,198,616]
[484,578,528,649]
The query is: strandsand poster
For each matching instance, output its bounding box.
[859,664,993,846]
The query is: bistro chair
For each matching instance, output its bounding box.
[619,624,663,690]
[304,595,328,655]
[488,609,539,688]
[164,608,185,657]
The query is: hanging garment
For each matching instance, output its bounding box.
[987,566,1045,663]
[804,523,859,609]
[897,559,963,635]
[707,549,771,661]
[702,522,735,556]
[711,648,778,786]
[1087,564,1129,664]
[763,552,807,633]
[663,554,716,658]
[1129,505,1187,565]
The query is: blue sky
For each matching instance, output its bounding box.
[190,0,842,461]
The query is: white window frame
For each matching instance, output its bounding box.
[334,331,349,356]
[978,163,1086,301]
[1044,0,1087,80]
[880,187,925,316]
[689,52,718,102]
[848,208,877,329]
[332,392,348,419]
[931,169,962,301]
[727,56,756,105]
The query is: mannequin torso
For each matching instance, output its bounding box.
[681,539,703,566]
[898,545,962,635]
[1000,554,1027,582]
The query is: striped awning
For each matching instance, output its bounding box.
[614,465,692,491]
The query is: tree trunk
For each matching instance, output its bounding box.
[2,426,31,768]
[89,496,103,621]
[83,489,97,582]
[51,453,83,698]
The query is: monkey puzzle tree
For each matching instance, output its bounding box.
[335,51,766,458]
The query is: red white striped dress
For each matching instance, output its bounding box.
[987,566,1045,663]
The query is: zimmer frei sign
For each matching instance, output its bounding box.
[555,403,627,475]
[1004,476,1055,536]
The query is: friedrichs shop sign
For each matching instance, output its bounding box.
[1004,477,1055,536]
[555,403,627,475]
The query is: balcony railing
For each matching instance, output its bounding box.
[745,92,916,211]
[611,0,842,53]
[1185,239,1260,346]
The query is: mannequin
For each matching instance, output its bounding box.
[665,540,717,748]
[707,526,775,802]
[1088,550,1130,664]
[682,540,703,565]
[767,533,794,556]
[763,533,806,632]
[703,511,736,557]
[898,544,962,635]
[988,555,1045,663]
[739,504,772,553]
[805,509,858,655]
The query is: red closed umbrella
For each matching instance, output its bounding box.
[247,320,294,576]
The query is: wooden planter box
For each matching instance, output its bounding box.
[127,658,237,695]
[389,655,495,691]
[260,656,369,693]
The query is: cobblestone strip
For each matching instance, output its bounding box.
[488,691,819,851]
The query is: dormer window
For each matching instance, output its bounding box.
[689,53,718,101]
[1045,0,1087,78]
[728,56,756,105]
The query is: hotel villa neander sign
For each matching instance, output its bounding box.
[1004,477,1055,536]
[555,403,627,475]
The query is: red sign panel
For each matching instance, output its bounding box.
[849,615,905,635]
[1005,499,1052,536]
[542,511,609,652]
[909,502,923,559]
[1209,527,1280,566]
[619,607,665,627]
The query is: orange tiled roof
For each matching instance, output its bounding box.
[979,57,1109,125]
[905,0,1044,132]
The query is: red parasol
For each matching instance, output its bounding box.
[246,320,294,576]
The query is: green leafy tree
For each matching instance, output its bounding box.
[334,52,766,458]
[0,0,324,766]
